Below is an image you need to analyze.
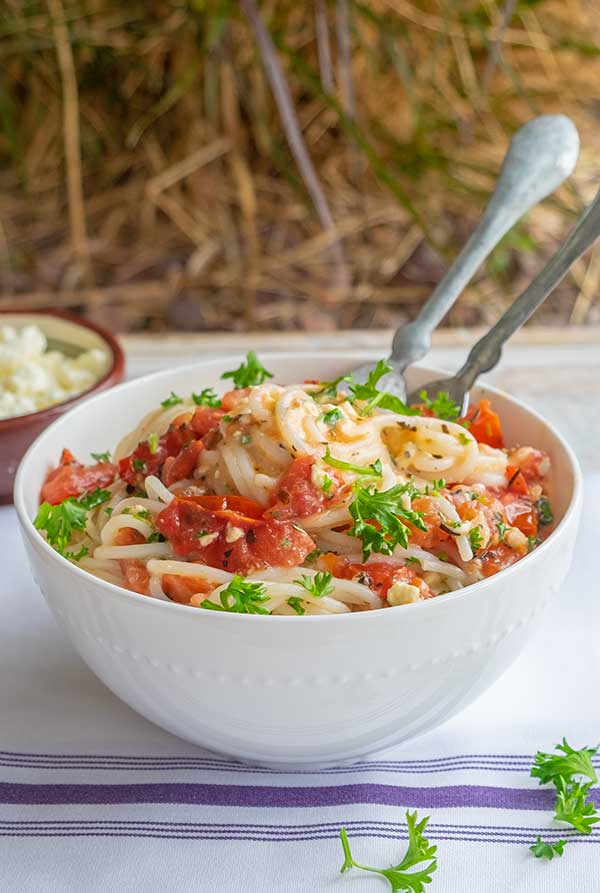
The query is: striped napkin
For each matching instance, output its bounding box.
[2,478,598,892]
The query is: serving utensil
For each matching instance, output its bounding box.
[347,114,579,397]
[409,187,600,414]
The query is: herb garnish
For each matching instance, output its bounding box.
[34,488,111,561]
[349,481,426,561]
[320,407,343,426]
[192,388,222,408]
[536,497,554,526]
[161,391,184,408]
[468,526,484,552]
[201,575,270,614]
[221,351,273,389]
[293,571,334,599]
[323,449,383,478]
[529,836,566,860]
[418,390,461,421]
[349,360,421,417]
[132,458,146,472]
[90,450,111,463]
[148,433,159,455]
[287,597,306,615]
[340,810,437,892]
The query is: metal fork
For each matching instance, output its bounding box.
[346,114,579,397]
[409,187,600,414]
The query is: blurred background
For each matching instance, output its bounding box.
[1,0,600,334]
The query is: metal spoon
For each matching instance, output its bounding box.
[409,187,600,414]
[347,114,579,397]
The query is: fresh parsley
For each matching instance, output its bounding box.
[201,575,270,615]
[304,548,323,563]
[322,474,334,495]
[90,450,111,463]
[468,526,484,552]
[418,390,461,422]
[34,489,111,560]
[132,458,146,472]
[349,481,427,561]
[293,571,334,599]
[323,449,383,478]
[553,778,600,834]
[529,836,566,860]
[340,810,437,892]
[287,597,306,615]
[531,738,598,786]
[536,497,554,526]
[312,374,351,401]
[148,433,159,455]
[349,360,421,417]
[147,531,166,543]
[496,518,508,542]
[221,351,273,389]
[458,432,470,445]
[161,391,184,408]
[320,407,343,426]
[192,388,221,408]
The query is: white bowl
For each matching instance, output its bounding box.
[14,353,582,765]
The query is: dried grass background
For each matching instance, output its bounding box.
[1,0,600,333]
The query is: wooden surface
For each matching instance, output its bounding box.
[121,326,600,471]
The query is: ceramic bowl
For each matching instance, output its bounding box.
[14,352,582,765]
[0,309,124,503]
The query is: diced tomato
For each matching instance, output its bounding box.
[189,406,224,438]
[323,555,432,600]
[461,399,503,449]
[266,456,342,521]
[507,447,549,484]
[503,496,538,538]
[405,496,453,550]
[115,528,150,595]
[162,574,212,605]
[505,465,530,497]
[480,543,521,577]
[162,440,205,487]
[41,451,117,505]
[155,494,315,574]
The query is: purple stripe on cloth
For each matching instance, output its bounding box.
[2,781,596,810]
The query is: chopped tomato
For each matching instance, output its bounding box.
[322,555,432,600]
[41,450,116,505]
[405,496,453,550]
[189,406,224,438]
[162,440,205,487]
[507,447,549,484]
[461,399,503,449]
[155,495,315,574]
[266,456,342,521]
[162,574,212,605]
[503,496,538,538]
[480,543,521,577]
[505,465,530,497]
[115,528,150,595]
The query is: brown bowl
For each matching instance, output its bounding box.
[0,309,125,504]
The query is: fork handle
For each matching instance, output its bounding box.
[390,115,579,371]
[454,189,600,392]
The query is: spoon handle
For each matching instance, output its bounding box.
[390,115,579,370]
[455,189,600,392]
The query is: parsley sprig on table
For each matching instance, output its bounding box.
[530,738,600,858]
[340,810,438,892]
[529,836,566,861]
[34,488,111,561]
[221,351,273,389]
[200,575,270,615]
[349,481,427,561]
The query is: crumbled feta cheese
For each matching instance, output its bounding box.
[387,581,421,606]
[505,527,528,550]
[198,531,219,547]
[225,524,244,543]
[311,463,327,490]
[0,323,108,420]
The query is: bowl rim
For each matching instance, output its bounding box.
[0,308,125,430]
[13,350,583,624]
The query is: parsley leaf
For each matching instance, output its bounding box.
[349,360,421,417]
[323,449,383,478]
[201,575,270,615]
[221,351,273,389]
[349,481,426,561]
[192,388,221,408]
[161,391,184,408]
[147,433,159,455]
[468,526,484,552]
[554,778,600,834]
[132,458,146,472]
[536,497,554,526]
[418,389,461,421]
[529,836,566,860]
[287,597,306,615]
[304,548,323,563]
[90,450,111,463]
[312,374,352,401]
[320,407,343,426]
[293,571,334,599]
[34,489,111,560]
[495,516,508,542]
[531,738,598,786]
[340,810,437,892]
[147,531,166,543]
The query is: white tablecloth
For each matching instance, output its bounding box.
[1,478,598,892]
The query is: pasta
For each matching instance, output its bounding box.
[35,354,554,616]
